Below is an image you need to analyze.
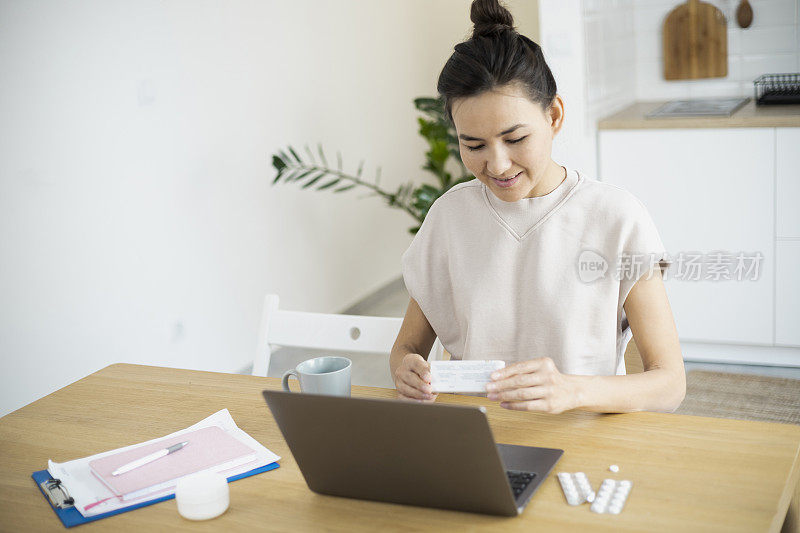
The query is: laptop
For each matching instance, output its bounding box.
[262,389,563,516]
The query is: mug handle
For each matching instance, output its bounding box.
[282,369,299,392]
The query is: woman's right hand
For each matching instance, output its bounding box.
[393,353,438,402]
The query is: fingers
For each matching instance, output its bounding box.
[397,391,438,403]
[396,378,428,400]
[500,399,550,412]
[396,381,437,402]
[490,357,551,381]
[488,385,548,402]
[397,371,435,400]
[487,373,544,393]
[394,354,435,401]
[406,354,432,382]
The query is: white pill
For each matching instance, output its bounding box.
[620,480,632,488]
[586,492,595,503]
[609,464,619,473]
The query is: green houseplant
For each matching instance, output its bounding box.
[270,97,473,234]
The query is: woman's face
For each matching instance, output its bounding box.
[451,82,564,202]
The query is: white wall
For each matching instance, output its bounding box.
[539,0,597,176]
[0,0,540,417]
[553,0,800,179]
[633,0,800,100]
[583,1,637,123]
[582,0,800,104]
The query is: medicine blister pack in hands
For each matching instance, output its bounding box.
[430,360,505,393]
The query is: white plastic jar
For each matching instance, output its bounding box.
[175,471,230,520]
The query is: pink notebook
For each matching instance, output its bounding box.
[89,426,256,498]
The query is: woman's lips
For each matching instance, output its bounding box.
[491,171,521,188]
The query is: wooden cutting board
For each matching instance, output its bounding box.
[663,0,728,80]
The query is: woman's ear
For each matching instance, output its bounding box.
[548,95,565,135]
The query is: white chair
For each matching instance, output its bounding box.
[253,293,445,378]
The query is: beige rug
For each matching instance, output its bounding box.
[675,370,800,425]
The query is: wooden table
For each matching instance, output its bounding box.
[1,363,798,532]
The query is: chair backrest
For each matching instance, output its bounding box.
[253,294,444,377]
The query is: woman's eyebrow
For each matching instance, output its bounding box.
[458,123,528,142]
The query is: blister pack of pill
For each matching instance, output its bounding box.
[556,472,596,505]
[590,479,632,514]
[429,360,505,393]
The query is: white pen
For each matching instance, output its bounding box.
[112,441,189,476]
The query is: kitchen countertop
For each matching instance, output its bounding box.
[598,100,800,129]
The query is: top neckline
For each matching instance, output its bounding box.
[481,167,583,242]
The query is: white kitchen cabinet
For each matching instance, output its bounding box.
[777,128,800,240]
[776,241,800,347]
[598,128,775,345]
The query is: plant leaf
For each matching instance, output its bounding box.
[287,146,302,164]
[430,140,449,165]
[356,159,364,177]
[317,143,328,167]
[302,172,326,189]
[291,168,317,182]
[418,118,448,140]
[281,169,303,182]
[304,144,317,165]
[333,183,358,193]
[277,149,293,167]
[272,154,287,172]
[317,178,341,191]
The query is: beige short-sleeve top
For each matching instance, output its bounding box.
[401,168,670,376]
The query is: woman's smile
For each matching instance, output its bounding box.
[490,171,521,188]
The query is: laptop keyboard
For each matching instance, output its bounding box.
[506,470,536,499]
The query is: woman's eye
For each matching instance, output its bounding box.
[464,136,528,152]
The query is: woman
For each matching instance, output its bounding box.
[389,0,685,414]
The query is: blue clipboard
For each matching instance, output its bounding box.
[33,462,280,528]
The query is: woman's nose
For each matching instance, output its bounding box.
[486,151,512,177]
[486,157,511,178]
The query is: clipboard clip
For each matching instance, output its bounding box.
[40,478,75,509]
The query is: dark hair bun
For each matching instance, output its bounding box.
[470,0,515,39]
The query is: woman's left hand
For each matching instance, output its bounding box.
[486,357,576,414]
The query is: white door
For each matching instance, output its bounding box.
[776,241,800,347]
[775,128,800,347]
[777,128,800,240]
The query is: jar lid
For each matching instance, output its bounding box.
[175,470,229,505]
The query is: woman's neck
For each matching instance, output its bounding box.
[524,160,566,198]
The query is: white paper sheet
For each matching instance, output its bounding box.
[46,409,280,517]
